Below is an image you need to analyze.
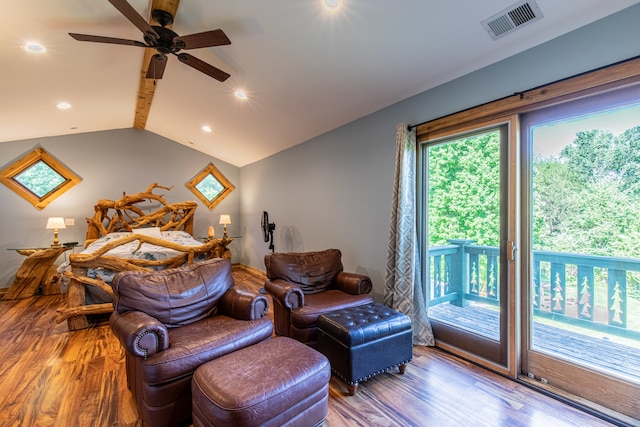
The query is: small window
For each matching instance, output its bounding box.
[185,163,235,210]
[0,147,81,210]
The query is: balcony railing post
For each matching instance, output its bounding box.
[447,239,476,307]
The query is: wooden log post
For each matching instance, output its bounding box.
[42,265,61,295]
[66,267,90,330]
[3,247,69,300]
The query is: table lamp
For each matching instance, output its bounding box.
[46,217,66,247]
[219,215,231,238]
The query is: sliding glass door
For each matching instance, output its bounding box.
[420,118,518,370]
[521,87,640,419]
[416,58,640,421]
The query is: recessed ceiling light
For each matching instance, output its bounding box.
[24,42,46,53]
[202,125,212,133]
[56,102,71,110]
[323,0,341,10]
[234,90,247,100]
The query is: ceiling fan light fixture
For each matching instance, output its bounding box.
[323,0,341,10]
[202,125,212,133]
[23,42,46,53]
[234,90,248,100]
[69,0,231,83]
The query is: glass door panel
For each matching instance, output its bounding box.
[522,88,640,419]
[422,123,510,366]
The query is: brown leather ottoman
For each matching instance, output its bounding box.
[317,302,412,395]
[191,337,331,427]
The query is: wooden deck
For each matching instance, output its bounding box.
[429,303,640,379]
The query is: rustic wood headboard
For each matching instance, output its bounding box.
[84,183,197,246]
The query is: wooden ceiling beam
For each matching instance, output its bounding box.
[133,0,180,129]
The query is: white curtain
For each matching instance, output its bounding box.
[384,123,434,346]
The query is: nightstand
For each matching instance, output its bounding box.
[4,246,74,300]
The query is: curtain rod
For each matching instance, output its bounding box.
[406,53,640,132]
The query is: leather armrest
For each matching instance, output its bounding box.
[335,272,373,295]
[109,311,169,359]
[265,278,304,310]
[219,288,269,320]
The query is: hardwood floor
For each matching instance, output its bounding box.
[0,265,624,427]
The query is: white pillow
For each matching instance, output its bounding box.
[133,227,162,238]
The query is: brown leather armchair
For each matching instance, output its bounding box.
[264,249,374,348]
[109,258,273,427]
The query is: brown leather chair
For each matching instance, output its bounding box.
[264,249,374,348]
[109,258,273,427]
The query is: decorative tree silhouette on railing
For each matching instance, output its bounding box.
[579,275,592,318]
[487,263,496,297]
[610,281,624,325]
[433,255,443,298]
[471,262,478,294]
[444,262,451,294]
[552,272,564,312]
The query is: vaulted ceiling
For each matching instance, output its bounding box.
[2,0,638,166]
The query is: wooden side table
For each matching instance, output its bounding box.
[3,246,72,300]
[201,237,236,259]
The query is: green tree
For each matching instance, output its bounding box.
[561,129,615,184]
[534,126,640,258]
[428,131,500,247]
[426,122,640,299]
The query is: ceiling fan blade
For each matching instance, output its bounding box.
[174,29,231,50]
[108,0,159,39]
[176,53,230,82]
[69,33,147,47]
[146,54,168,79]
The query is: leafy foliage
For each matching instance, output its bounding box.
[535,126,640,258]
[426,123,640,299]
[428,130,500,247]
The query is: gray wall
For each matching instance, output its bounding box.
[0,129,240,287]
[239,4,640,302]
[2,5,639,301]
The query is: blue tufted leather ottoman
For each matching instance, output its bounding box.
[317,302,412,395]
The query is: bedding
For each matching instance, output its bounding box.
[58,230,208,304]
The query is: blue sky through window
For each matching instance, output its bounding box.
[533,103,640,157]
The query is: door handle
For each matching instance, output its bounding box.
[507,240,517,262]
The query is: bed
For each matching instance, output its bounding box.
[56,183,233,331]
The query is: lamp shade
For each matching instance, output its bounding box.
[219,215,231,225]
[46,217,66,229]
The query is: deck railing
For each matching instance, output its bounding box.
[427,240,640,340]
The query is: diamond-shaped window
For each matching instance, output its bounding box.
[0,147,82,210]
[195,173,225,203]
[186,163,235,210]
[14,160,66,198]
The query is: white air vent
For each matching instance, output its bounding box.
[481,0,543,40]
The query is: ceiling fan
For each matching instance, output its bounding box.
[69,0,231,82]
